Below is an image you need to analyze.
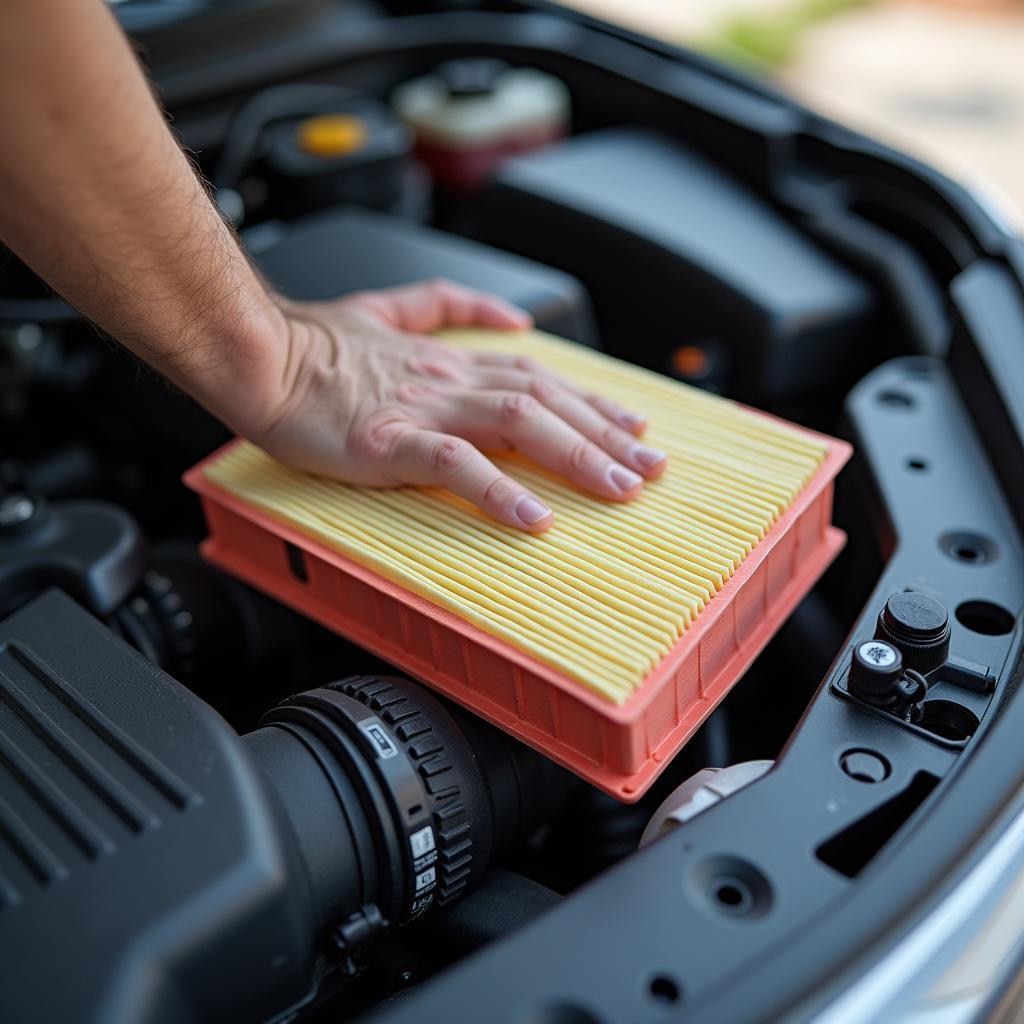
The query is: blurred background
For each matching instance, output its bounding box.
[565,0,1024,230]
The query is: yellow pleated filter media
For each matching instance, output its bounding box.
[204,329,828,705]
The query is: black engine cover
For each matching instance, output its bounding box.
[0,591,317,1024]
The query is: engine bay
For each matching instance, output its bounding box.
[2,2,1023,1022]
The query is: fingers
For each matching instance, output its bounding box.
[432,391,646,502]
[467,370,662,476]
[587,393,647,436]
[386,429,554,532]
[522,380,666,479]
[469,357,648,436]
[348,279,533,334]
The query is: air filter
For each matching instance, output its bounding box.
[185,329,850,800]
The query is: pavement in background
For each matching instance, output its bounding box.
[563,0,1024,230]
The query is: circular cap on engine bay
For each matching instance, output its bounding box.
[295,114,368,158]
[883,591,948,638]
[875,591,950,676]
[856,639,899,669]
[849,638,904,703]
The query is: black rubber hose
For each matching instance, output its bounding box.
[213,82,358,190]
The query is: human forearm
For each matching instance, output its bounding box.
[0,0,284,430]
[0,0,666,531]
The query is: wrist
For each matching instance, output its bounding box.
[176,293,294,438]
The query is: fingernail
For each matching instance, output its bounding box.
[632,445,666,470]
[620,412,646,431]
[516,495,552,524]
[608,465,643,493]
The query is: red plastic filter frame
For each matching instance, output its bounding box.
[185,427,850,802]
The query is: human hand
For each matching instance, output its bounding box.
[242,280,666,532]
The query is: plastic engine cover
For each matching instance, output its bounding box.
[0,591,317,1024]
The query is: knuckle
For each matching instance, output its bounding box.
[351,411,409,462]
[599,424,626,450]
[482,475,518,507]
[498,391,540,427]
[568,439,600,473]
[431,437,474,475]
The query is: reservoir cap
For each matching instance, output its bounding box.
[875,591,951,676]
[296,114,368,158]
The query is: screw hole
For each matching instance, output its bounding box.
[716,884,741,909]
[712,877,758,915]
[956,600,1015,636]
[940,531,997,565]
[878,389,915,408]
[690,855,773,919]
[648,975,681,1005]
[905,457,928,472]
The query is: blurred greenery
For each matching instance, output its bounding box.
[700,0,869,71]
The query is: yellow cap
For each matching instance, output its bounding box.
[295,114,368,158]
[671,344,709,378]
